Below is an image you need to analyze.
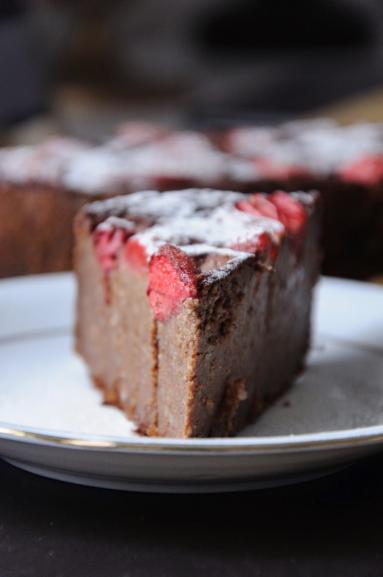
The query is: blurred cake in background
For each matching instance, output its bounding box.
[220,118,383,278]
[0,118,382,280]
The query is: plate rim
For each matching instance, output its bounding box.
[1,420,383,455]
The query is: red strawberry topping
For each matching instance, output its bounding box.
[338,155,383,186]
[93,228,128,273]
[148,244,198,322]
[235,195,279,220]
[236,190,307,235]
[235,191,307,255]
[124,237,148,272]
[268,191,307,236]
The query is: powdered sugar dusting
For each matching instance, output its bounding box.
[120,132,259,186]
[181,244,251,259]
[89,188,242,219]
[227,119,383,176]
[0,128,257,194]
[63,148,129,194]
[3,119,383,193]
[132,209,283,263]
[96,216,137,232]
[0,138,89,185]
[59,132,259,194]
[90,188,304,282]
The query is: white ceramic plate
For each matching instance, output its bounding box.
[0,273,383,492]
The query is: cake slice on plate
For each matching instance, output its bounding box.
[75,188,320,438]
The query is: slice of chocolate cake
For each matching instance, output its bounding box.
[75,188,320,438]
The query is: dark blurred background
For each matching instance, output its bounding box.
[1,0,383,141]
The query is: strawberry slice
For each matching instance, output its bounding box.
[93,228,128,273]
[148,244,198,322]
[236,194,279,220]
[125,237,148,273]
[235,200,263,218]
[339,155,383,186]
[236,191,307,236]
[269,191,307,236]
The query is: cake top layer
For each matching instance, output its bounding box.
[62,148,129,194]
[62,132,259,194]
[0,130,259,193]
[118,132,257,184]
[2,120,383,191]
[96,189,285,257]
[87,188,243,221]
[0,137,90,186]
[225,119,383,182]
[85,188,316,320]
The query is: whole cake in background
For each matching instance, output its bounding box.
[0,118,382,279]
[75,188,320,438]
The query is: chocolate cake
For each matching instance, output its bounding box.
[0,138,94,277]
[75,188,320,438]
[222,119,383,279]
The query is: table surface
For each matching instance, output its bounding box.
[0,453,382,577]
